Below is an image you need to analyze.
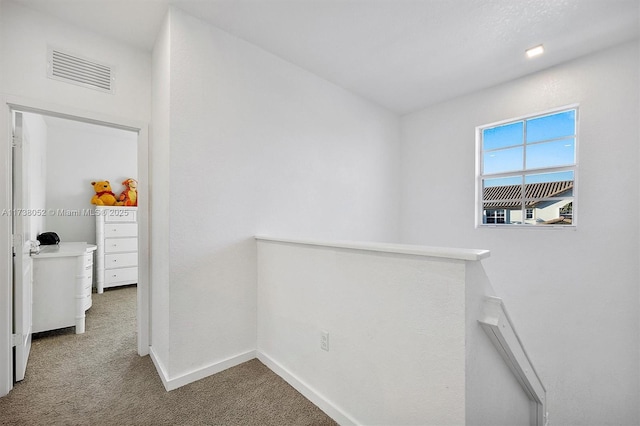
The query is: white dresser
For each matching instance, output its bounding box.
[95,206,138,293]
[32,242,97,334]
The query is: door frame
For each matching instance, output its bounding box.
[0,95,150,397]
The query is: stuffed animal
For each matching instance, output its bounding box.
[118,178,138,207]
[90,180,122,206]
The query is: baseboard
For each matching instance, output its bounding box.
[148,347,355,424]
[149,347,257,391]
[257,351,358,426]
[149,346,171,391]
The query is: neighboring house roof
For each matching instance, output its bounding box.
[483,180,574,209]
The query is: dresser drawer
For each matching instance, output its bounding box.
[83,292,92,310]
[105,267,138,285]
[96,207,137,294]
[104,209,137,223]
[104,238,137,253]
[105,223,138,238]
[82,270,93,288]
[105,252,138,269]
[84,252,94,267]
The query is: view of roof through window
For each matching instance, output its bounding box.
[478,108,577,226]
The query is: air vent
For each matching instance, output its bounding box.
[48,48,115,93]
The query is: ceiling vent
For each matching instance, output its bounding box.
[47,47,115,94]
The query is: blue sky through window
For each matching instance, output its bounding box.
[483,146,523,174]
[484,171,574,188]
[525,171,574,184]
[526,138,575,169]
[483,121,523,150]
[483,176,522,188]
[526,110,575,143]
[481,109,577,182]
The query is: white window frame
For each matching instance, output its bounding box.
[475,104,579,229]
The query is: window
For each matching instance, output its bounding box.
[477,107,577,227]
[485,209,506,224]
[559,202,573,220]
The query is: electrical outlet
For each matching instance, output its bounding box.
[320,331,329,351]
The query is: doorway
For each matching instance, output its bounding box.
[0,98,150,397]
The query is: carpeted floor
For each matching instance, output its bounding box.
[0,285,337,426]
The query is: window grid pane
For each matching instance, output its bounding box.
[479,108,577,226]
[483,121,524,151]
[526,110,576,144]
[526,139,575,170]
[483,146,524,175]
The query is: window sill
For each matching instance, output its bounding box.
[477,224,577,230]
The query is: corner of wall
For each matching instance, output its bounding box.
[149,346,171,391]
[256,351,357,426]
[152,347,256,392]
[149,6,172,372]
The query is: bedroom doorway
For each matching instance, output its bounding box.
[1,99,149,396]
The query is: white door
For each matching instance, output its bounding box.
[12,111,33,382]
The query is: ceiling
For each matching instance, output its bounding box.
[11,0,640,114]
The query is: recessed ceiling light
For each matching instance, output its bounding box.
[526,45,544,58]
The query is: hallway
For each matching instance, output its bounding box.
[0,286,334,425]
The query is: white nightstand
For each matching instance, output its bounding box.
[32,242,97,334]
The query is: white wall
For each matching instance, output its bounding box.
[151,6,400,382]
[149,10,171,375]
[400,40,639,425]
[44,120,137,245]
[0,1,151,123]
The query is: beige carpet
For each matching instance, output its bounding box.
[0,285,337,426]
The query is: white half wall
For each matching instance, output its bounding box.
[400,40,640,425]
[256,237,532,425]
[257,238,467,425]
[151,6,400,382]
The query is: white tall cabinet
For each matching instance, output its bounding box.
[95,206,138,293]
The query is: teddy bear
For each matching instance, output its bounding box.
[118,178,138,207]
[90,180,123,206]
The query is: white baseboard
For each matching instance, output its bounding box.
[149,346,256,391]
[257,351,357,426]
[149,346,171,391]
[148,347,354,424]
